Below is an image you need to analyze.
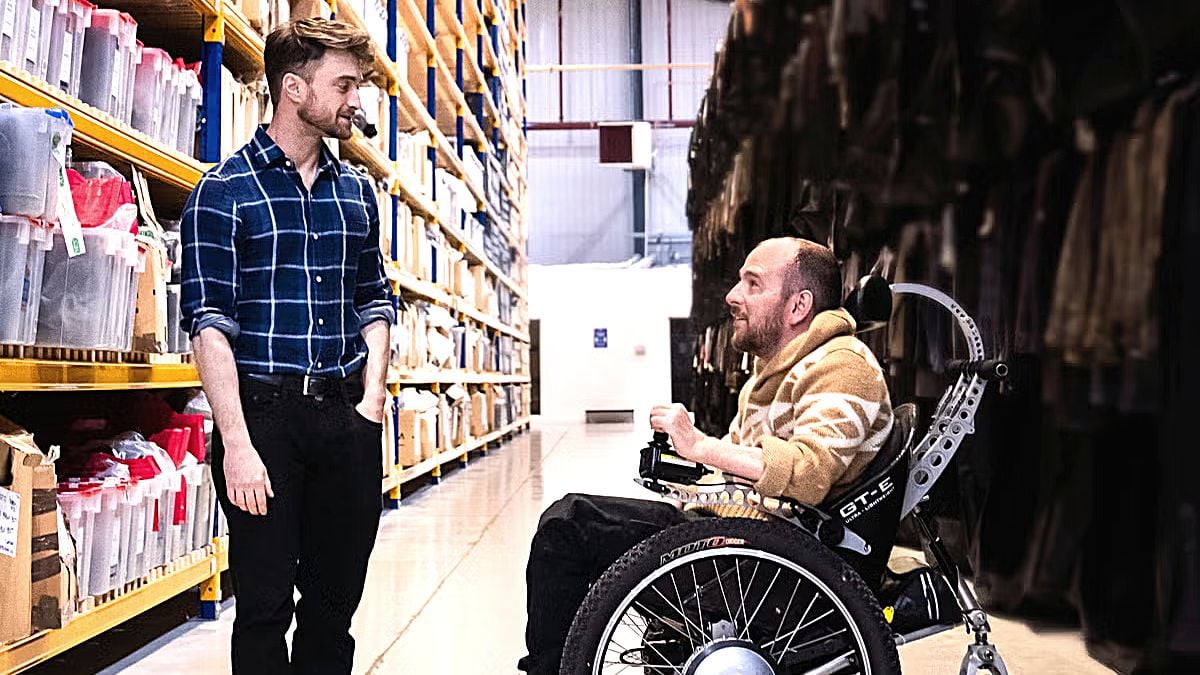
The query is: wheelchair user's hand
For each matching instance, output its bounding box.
[649,404,708,463]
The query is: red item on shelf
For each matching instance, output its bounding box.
[149,427,190,467]
[170,413,207,462]
[67,168,135,230]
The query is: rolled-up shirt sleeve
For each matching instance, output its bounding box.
[354,178,396,330]
[181,175,242,344]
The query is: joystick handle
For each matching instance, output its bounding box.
[653,431,669,444]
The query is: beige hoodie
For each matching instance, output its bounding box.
[725,308,893,506]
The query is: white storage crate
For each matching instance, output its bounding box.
[0,216,52,345]
[0,104,73,219]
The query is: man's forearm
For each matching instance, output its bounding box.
[193,328,251,448]
[694,436,766,483]
[359,320,389,403]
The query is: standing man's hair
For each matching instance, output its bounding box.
[781,239,842,314]
[264,18,374,104]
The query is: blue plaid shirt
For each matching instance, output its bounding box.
[180,127,395,377]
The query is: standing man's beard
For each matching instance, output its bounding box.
[299,98,354,140]
[730,297,788,357]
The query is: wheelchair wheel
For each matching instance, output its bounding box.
[561,518,900,675]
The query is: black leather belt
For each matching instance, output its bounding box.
[243,372,354,398]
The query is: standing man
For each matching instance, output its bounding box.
[180,18,393,675]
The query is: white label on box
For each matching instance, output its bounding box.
[2,0,16,38]
[24,7,39,64]
[0,486,19,558]
[60,33,73,85]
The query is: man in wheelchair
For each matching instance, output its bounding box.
[520,238,913,674]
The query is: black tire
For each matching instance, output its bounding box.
[561,518,901,675]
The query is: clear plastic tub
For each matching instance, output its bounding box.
[157,59,180,148]
[36,227,140,350]
[0,216,52,345]
[87,483,123,596]
[131,46,168,142]
[0,104,73,219]
[78,8,132,116]
[176,65,201,156]
[57,485,102,599]
[46,0,92,96]
[21,0,58,81]
[0,0,29,65]
[117,23,139,123]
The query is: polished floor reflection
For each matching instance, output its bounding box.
[93,420,1111,674]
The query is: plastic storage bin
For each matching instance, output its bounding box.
[78,9,136,118]
[157,59,181,148]
[20,0,58,81]
[46,0,92,96]
[36,227,142,350]
[176,65,201,155]
[131,46,168,140]
[0,104,73,219]
[0,0,29,65]
[0,216,52,345]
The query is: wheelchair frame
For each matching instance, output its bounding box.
[635,283,1011,674]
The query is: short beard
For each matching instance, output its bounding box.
[731,298,787,357]
[298,95,352,140]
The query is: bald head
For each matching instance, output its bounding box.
[726,238,843,359]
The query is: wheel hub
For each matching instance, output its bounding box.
[684,638,776,675]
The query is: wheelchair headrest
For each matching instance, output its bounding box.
[843,274,892,333]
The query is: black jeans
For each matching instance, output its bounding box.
[212,374,383,675]
[519,493,693,675]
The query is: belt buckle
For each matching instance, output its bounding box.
[302,375,320,397]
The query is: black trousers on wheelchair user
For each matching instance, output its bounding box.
[519,493,697,675]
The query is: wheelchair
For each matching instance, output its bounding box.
[559,279,1012,675]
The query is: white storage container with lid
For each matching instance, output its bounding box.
[118,27,140,123]
[0,216,52,345]
[0,0,28,66]
[78,9,136,118]
[131,46,169,140]
[45,0,92,97]
[36,226,141,350]
[0,104,73,219]
[157,58,181,148]
[21,0,58,81]
[176,66,201,156]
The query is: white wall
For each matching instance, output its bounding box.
[530,264,692,423]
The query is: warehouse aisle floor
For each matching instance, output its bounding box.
[92,421,1112,674]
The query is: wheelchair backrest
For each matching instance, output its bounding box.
[822,403,917,588]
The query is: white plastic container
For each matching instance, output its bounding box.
[118,28,140,124]
[57,485,103,600]
[87,484,123,596]
[36,227,140,350]
[131,46,169,146]
[0,216,52,345]
[78,8,123,115]
[21,0,58,81]
[46,0,93,96]
[157,59,181,148]
[0,104,73,219]
[176,66,201,156]
[0,0,29,65]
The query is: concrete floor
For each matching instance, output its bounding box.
[75,421,1112,674]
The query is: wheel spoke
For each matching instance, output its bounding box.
[714,559,736,629]
[742,568,782,640]
[690,564,705,640]
[651,584,705,648]
[773,574,805,647]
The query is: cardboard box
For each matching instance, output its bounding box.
[395,410,420,467]
[133,243,170,353]
[1,417,63,643]
[471,392,489,436]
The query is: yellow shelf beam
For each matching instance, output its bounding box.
[0,540,228,673]
[437,220,528,302]
[333,0,400,88]
[0,62,206,193]
[339,129,393,182]
[0,359,200,392]
[188,0,265,73]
